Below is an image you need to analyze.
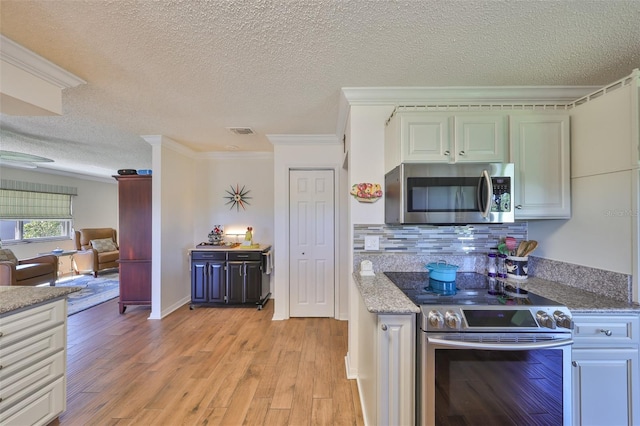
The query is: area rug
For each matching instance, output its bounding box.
[53,272,120,316]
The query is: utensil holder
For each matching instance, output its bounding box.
[506,256,528,280]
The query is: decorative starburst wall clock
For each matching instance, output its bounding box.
[224,184,252,211]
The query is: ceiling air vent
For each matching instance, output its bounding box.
[227,127,254,135]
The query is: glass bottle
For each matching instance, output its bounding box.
[486,252,497,277]
[497,254,507,280]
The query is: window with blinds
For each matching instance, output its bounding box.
[0,180,77,243]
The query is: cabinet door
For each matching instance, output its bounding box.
[454,115,507,163]
[226,261,244,303]
[400,113,451,163]
[191,261,208,303]
[117,176,152,261]
[572,348,639,426]
[207,261,226,303]
[510,114,571,219]
[244,261,262,303]
[377,314,415,426]
[119,261,151,313]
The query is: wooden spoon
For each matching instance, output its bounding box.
[516,241,528,257]
[522,240,538,257]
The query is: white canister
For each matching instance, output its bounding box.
[506,256,528,280]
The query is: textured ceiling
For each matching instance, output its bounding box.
[1,0,639,178]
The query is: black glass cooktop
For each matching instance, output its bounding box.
[384,272,563,307]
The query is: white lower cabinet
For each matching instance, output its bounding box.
[377,314,415,426]
[0,299,68,426]
[354,286,415,425]
[571,314,639,426]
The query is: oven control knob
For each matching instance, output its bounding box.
[536,311,556,329]
[445,311,462,330]
[428,310,444,329]
[553,311,574,330]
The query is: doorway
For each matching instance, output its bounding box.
[289,169,335,317]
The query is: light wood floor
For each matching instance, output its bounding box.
[52,298,364,425]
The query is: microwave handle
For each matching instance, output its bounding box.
[477,170,492,218]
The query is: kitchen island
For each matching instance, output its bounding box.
[0,285,79,426]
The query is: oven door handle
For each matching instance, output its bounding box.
[427,336,573,351]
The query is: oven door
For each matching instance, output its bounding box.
[419,332,573,426]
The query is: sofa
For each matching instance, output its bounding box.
[0,249,58,286]
[73,228,119,277]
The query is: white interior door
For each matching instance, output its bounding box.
[289,169,335,317]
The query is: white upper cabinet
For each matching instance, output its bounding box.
[385,111,507,172]
[454,115,508,163]
[510,113,571,219]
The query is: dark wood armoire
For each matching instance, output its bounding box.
[114,174,151,314]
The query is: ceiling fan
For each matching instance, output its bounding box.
[0,150,54,169]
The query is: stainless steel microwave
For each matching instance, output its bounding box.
[385,163,515,224]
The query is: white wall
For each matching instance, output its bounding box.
[348,105,394,225]
[272,137,346,320]
[147,136,196,319]
[192,152,275,298]
[0,166,117,274]
[346,104,395,379]
[529,82,637,275]
[528,79,639,301]
[194,153,274,247]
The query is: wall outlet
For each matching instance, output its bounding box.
[364,235,379,251]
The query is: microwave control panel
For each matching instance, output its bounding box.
[491,177,511,212]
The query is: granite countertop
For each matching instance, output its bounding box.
[353,272,640,315]
[189,244,272,252]
[353,273,420,314]
[518,277,640,314]
[0,286,81,316]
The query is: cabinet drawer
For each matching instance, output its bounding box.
[0,324,65,381]
[191,251,226,261]
[0,349,65,410]
[228,252,262,261]
[0,299,65,347]
[0,375,65,426]
[572,314,639,346]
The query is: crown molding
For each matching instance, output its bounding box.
[340,85,599,106]
[267,134,340,146]
[337,85,601,140]
[0,35,86,89]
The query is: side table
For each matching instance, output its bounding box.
[39,250,77,278]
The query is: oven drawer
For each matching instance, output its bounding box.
[572,314,639,346]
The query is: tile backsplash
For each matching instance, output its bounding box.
[354,223,633,303]
[354,223,527,255]
[353,223,528,274]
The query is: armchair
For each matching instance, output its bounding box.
[73,228,119,277]
[0,249,58,286]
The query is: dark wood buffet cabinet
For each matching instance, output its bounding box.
[114,174,152,314]
[190,246,272,310]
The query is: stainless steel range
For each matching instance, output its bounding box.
[385,272,574,426]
